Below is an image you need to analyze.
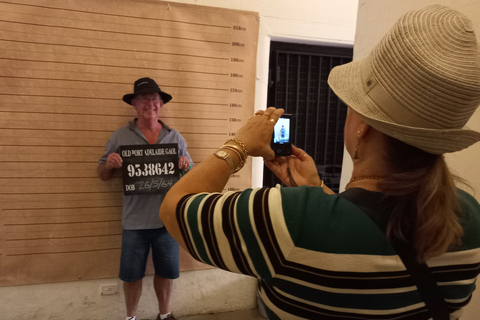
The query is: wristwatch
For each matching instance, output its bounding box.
[214,149,234,173]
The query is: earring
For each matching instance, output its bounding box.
[352,130,361,160]
[353,141,360,160]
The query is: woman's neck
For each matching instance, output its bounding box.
[345,176,384,191]
[348,152,388,191]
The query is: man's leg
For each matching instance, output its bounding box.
[124,279,143,317]
[151,227,179,317]
[120,229,150,319]
[154,275,173,314]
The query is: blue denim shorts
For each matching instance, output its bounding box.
[119,228,179,282]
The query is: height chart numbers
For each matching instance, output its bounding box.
[223,20,256,194]
[120,144,180,195]
[228,23,249,142]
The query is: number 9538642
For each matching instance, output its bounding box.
[127,162,175,177]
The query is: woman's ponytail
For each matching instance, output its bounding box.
[378,136,463,262]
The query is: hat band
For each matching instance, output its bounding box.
[360,56,442,129]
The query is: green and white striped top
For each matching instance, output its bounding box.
[176,186,480,319]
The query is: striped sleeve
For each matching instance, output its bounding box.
[176,186,480,320]
[176,187,285,278]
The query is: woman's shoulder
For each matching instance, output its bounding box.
[457,189,480,247]
[457,188,480,208]
[276,186,395,255]
[278,185,340,209]
[279,185,386,209]
[457,188,480,224]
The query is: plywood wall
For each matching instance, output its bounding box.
[0,0,258,286]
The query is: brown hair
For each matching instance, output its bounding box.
[378,136,463,262]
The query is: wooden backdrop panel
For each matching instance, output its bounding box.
[0,0,258,286]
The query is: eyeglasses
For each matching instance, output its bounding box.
[134,97,162,103]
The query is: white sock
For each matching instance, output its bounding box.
[160,313,170,319]
[126,317,136,320]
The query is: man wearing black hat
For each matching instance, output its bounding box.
[98,77,192,320]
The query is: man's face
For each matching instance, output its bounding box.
[131,92,163,121]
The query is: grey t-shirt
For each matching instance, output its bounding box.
[98,119,193,230]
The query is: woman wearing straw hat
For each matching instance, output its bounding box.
[160,5,480,320]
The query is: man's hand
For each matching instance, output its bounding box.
[97,153,122,181]
[178,156,191,171]
[105,153,123,170]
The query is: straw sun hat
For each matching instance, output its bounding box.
[328,5,480,154]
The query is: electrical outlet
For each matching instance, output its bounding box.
[100,284,118,295]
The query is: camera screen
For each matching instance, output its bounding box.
[273,117,290,144]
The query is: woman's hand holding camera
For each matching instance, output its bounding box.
[234,106,326,190]
[265,145,323,188]
[234,107,284,160]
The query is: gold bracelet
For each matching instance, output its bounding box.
[221,146,246,173]
[225,138,248,158]
[223,143,246,162]
[222,145,244,162]
[214,149,235,173]
[320,180,324,188]
[222,146,244,166]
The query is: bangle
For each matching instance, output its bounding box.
[223,139,248,173]
[215,138,249,174]
[222,145,246,169]
[220,146,245,173]
[222,145,243,162]
[320,180,324,188]
[223,143,246,161]
[214,149,235,173]
[225,138,248,159]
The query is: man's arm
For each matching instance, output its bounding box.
[97,152,123,181]
[97,163,115,181]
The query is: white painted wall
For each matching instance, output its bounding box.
[0,1,358,319]
[339,1,480,319]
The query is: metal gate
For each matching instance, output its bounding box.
[264,42,353,193]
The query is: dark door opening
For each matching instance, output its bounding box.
[264,41,353,193]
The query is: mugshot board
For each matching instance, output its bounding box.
[0,0,258,286]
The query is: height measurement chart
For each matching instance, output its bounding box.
[0,0,259,286]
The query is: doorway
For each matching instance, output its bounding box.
[264,41,353,193]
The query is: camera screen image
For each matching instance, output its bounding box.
[273,117,290,144]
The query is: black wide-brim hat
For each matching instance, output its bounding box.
[122,77,172,105]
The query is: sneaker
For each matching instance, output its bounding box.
[156,312,178,320]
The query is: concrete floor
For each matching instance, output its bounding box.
[180,309,265,320]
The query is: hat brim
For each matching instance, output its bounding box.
[122,90,172,105]
[328,58,480,154]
